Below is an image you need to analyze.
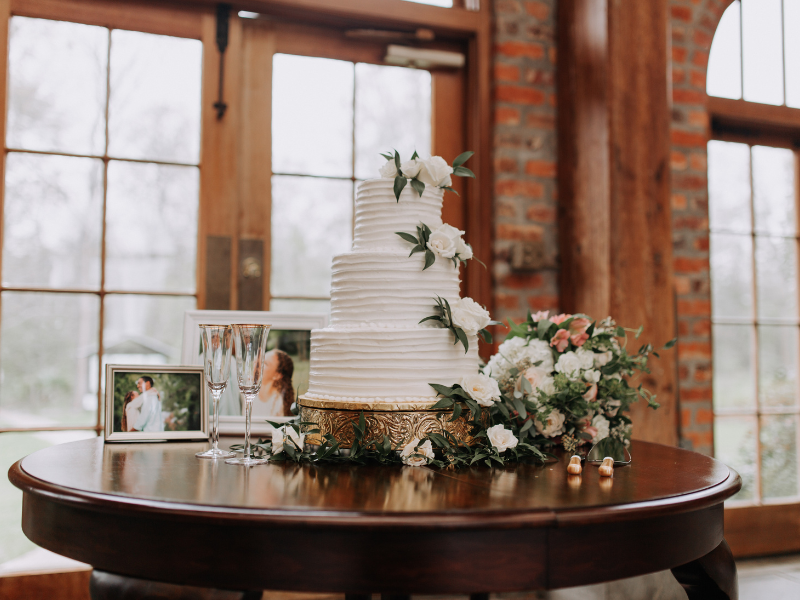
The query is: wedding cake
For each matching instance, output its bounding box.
[304,175,482,404]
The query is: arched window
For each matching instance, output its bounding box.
[707,0,800,505]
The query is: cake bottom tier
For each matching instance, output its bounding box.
[306,326,479,401]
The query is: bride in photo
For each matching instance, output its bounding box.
[252,349,295,417]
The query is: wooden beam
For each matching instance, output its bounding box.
[725,504,800,558]
[0,569,91,600]
[709,96,800,131]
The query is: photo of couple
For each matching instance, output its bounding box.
[120,376,164,432]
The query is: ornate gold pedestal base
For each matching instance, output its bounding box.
[298,396,485,449]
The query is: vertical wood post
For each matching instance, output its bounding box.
[558,0,678,445]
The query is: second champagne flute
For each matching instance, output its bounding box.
[226,323,271,466]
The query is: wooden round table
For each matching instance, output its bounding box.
[9,438,740,599]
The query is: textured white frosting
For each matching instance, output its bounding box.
[306,178,481,402]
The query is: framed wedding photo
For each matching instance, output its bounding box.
[181,310,328,435]
[104,365,208,442]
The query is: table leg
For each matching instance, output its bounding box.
[345,595,371,600]
[380,595,409,600]
[670,539,738,600]
[470,594,490,600]
[89,570,263,600]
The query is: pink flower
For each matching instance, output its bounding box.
[550,329,570,352]
[583,383,598,401]
[570,332,589,347]
[583,424,598,440]
[532,310,550,322]
[550,313,570,325]
[568,317,591,336]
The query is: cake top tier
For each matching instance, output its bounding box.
[352,179,444,252]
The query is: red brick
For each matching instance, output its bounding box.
[673,25,686,43]
[673,216,708,230]
[548,92,556,107]
[690,69,706,89]
[671,5,693,22]
[495,63,520,82]
[689,152,707,171]
[526,204,556,223]
[674,256,708,272]
[524,159,556,178]
[678,299,711,316]
[496,179,544,198]
[692,50,709,68]
[679,364,690,381]
[495,41,545,60]
[673,88,705,105]
[548,47,556,64]
[695,408,714,425]
[675,275,691,295]
[673,173,708,189]
[524,68,555,86]
[495,157,518,173]
[683,430,713,451]
[525,0,550,20]
[673,67,686,84]
[694,29,713,50]
[671,150,688,171]
[496,106,521,125]
[526,113,555,129]
[678,320,690,336]
[671,129,708,147]
[500,272,544,289]
[496,0,522,13]
[528,295,559,311]
[693,318,711,336]
[672,46,688,63]
[694,364,712,383]
[495,292,520,310]
[496,85,546,105]
[496,223,544,242]
[496,200,517,217]
[680,386,713,400]
[672,193,688,210]
[682,407,692,429]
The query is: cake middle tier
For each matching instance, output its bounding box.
[330,251,461,326]
[306,326,479,400]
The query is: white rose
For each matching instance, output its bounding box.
[485,337,528,378]
[535,409,566,438]
[524,339,555,371]
[456,237,473,260]
[591,414,610,443]
[594,350,613,367]
[450,297,492,336]
[460,373,501,407]
[434,223,464,240]
[487,424,518,453]
[400,437,434,466]
[426,231,457,258]
[555,351,582,377]
[379,160,398,178]
[575,348,595,370]
[418,156,453,187]
[604,399,622,418]
[523,366,556,396]
[583,369,601,384]
[272,425,305,455]
[400,158,423,178]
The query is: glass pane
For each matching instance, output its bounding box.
[0,292,99,425]
[708,141,751,233]
[714,416,758,502]
[354,63,432,180]
[105,161,199,293]
[272,54,354,177]
[710,233,753,318]
[761,414,799,500]
[742,0,784,105]
[758,325,799,408]
[3,153,103,289]
[108,30,202,164]
[713,324,756,411]
[0,431,95,570]
[752,145,796,235]
[787,0,800,108]
[269,298,331,316]
[7,17,107,155]
[755,237,798,320]
[707,2,742,100]
[271,176,353,297]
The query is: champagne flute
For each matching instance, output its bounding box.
[226,324,271,466]
[197,325,236,459]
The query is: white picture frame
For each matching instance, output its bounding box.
[181,310,328,435]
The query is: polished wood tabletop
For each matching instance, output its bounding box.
[9,438,741,597]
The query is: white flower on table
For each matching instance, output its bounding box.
[523,366,556,396]
[379,160,398,178]
[583,369,601,384]
[400,437,434,466]
[591,414,610,443]
[604,399,622,418]
[450,297,492,336]
[460,373,501,407]
[487,424,518,453]
[418,156,453,188]
[534,409,566,438]
[594,350,613,367]
[400,158,423,178]
[555,351,582,378]
[272,425,305,455]
[575,348,596,370]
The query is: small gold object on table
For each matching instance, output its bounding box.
[298,396,487,449]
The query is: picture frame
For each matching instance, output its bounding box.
[104,364,208,442]
[181,310,328,435]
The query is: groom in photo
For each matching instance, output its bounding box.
[132,376,164,432]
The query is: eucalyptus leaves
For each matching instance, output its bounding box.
[379,150,476,202]
[420,296,498,353]
[395,223,475,270]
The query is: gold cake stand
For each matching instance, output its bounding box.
[298,396,487,449]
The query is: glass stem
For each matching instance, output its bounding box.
[244,396,253,461]
[211,389,222,452]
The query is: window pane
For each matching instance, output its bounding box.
[269,298,331,316]
[713,324,755,411]
[3,153,103,289]
[708,141,751,233]
[108,31,202,164]
[354,63,432,180]
[271,176,353,297]
[758,325,799,409]
[105,162,199,293]
[707,2,742,100]
[0,431,95,570]
[0,292,99,425]
[755,237,798,320]
[742,0,784,105]
[752,145,795,235]
[7,17,107,155]
[272,55,354,177]
[403,0,453,6]
[786,0,800,108]
[710,233,753,318]
[715,416,758,502]
[761,414,799,500]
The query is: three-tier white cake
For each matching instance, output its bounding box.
[303,178,480,403]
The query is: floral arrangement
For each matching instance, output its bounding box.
[396,222,483,271]
[380,150,475,201]
[420,296,498,353]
